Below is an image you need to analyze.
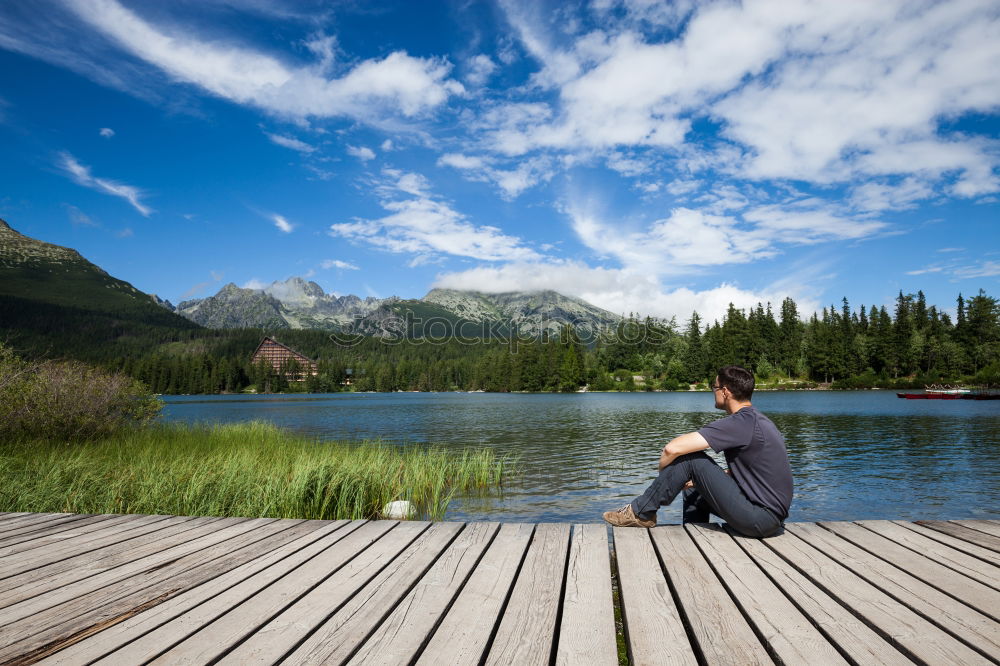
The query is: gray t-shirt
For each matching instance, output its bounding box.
[698,406,793,520]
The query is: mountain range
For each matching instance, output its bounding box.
[0,219,622,341]
[173,278,622,337]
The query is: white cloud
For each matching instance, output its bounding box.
[567,204,773,273]
[952,261,1000,279]
[437,152,553,199]
[63,0,463,121]
[564,195,888,277]
[272,213,294,233]
[741,203,886,244]
[57,151,152,216]
[438,153,487,170]
[489,0,1000,199]
[346,145,376,161]
[465,54,497,86]
[432,260,816,323]
[242,278,267,290]
[321,259,359,270]
[330,169,540,262]
[99,127,114,138]
[380,139,394,151]
[849,178,934,213]
[906,266,944,276]
[266,132,315,153]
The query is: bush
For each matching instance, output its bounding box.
[0,342,161,442]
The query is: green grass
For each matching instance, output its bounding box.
[0,422,511,521]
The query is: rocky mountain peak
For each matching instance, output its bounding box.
[263,276,326,307]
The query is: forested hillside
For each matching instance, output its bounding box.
[87,289,1000,394]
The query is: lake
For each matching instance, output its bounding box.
[162,391,1000,524]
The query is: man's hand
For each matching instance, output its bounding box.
[682,480,694,490]
[659,431,711,470]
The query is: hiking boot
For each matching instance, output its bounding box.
[602,504,656,528]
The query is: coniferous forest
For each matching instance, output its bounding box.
[4,289,999,394]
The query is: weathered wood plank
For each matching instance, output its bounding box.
[554,524,618,666]
[831,522,1000,614]
[346,522,500,666]
[0,517,263,629]
[0,513,75,536]
[0,514,174,577]
[791,523,1000,659]
[765,527,990,664]
[731,530,910,665]
[0,514,113,548]
[0,514,165,566]
[853,520,1000,591]
[275,522,470,665]
[650,526,770,666]
[954,520,1000,539]
[687,524,846,665]
[482,523,571,666]
[148,520,410,665]
[613,527,694,666]
[0,516,213,611]
[1,519,322,665]
[895,521,1000,566]
[917,520,1000,552]
[415,523,534,666]
[38,520,354,666]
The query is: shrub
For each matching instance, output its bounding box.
[0,342,161,442]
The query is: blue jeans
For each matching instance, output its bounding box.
[630,452,783,538]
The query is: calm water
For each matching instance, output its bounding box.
[161,391,1000,524]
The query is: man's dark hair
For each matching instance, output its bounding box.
[717,365,754,401]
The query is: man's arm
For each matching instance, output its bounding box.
[659,431,710,470]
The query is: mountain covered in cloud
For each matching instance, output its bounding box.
[174,277,621,337]
[422,288,621,337]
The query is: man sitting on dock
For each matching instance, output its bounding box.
[603,365,792,537]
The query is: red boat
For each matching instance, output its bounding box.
[897,391,1000,400]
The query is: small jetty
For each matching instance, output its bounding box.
[0,512,997,664]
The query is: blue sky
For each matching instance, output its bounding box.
[0,0,998,323]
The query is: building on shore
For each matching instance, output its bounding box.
[250,336,318,382]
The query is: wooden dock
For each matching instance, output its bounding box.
[0,512,997,664]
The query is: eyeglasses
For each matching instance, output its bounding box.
[711,384,725,392]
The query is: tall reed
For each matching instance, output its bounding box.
[0,422,510,520]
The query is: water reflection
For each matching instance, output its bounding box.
[162,392,1000,524]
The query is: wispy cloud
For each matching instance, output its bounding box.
[99,127,114,138]
[271,213,294,233]
[60,0,463,122]
[266,132,315,153]
[181,269,223,299]
[57,151,152,216]
[64,204,99,227]
[330,169,540,262]
[321,259,359,270]
[952,261,1000,279]
[346,145,375,161]
[437,152,554,199]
